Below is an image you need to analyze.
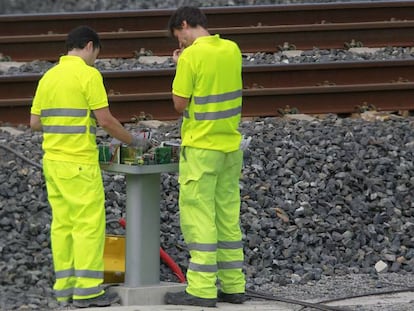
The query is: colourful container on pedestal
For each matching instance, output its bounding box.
[155,147,172,164]
[98,144,111,163]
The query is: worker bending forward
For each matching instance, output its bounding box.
[165,6,246,308]
[30,26,145,308]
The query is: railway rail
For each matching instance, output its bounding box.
[1,59,414,125]
[2,21,414,62]
[2,1,414,125]
[2,1,414,36]
[1,1,414,61]
[3,21,414,62]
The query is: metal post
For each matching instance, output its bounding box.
[124,173,160,287]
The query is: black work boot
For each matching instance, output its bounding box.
[73,291,120,308]
[165,291,217,307]
[218,290,246,304]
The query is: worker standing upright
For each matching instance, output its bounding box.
[30,25,146,308]
[165,6,246,308]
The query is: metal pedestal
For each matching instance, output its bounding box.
[101,163,185,305]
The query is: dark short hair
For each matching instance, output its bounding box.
[65,25,101,52]
[168,6,208,37]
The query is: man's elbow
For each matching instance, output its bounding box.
[173,95,189,113]
[93,108,116,130]
[96,115,116,130]
[30,123,42,131]
[174,104,186,114]
[30,116,42,131]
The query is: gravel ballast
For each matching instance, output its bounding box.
[1,114,414,310]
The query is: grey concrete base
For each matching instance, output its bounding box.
[107,282,186,306]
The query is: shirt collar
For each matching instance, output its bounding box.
[193,34,220,45]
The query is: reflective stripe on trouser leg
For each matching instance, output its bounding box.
[215,149,245,294]
[178,147,245,298]
[43,159,105,301]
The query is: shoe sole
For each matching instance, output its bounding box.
[73,297,120,308]
[165,293,216,307]
[218,293,246,304]
[218,299,245,304]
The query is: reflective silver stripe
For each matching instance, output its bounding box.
[75,270,103,279]
[43,125,86,134]
[41,108,88,117]
[55,268,74,279]
[218,241,243,249]
[189,262,217,273]
[194,89,242,105]
[41,108,96,134]
[195,106,241,121]
[55,288,74,298]
[74,286,103,296]
[218,260,244,269]
[188,243,217,252]
[183,110,190,118]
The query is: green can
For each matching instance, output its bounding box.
[155,147,172,164]
[99,144,111,163]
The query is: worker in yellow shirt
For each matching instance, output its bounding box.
[30,25,145,308]
[165,6,246,308]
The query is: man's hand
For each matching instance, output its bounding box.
[129,130,154,152]
[240,136,252,151]
[110,129,154,154]
[172,48,183,64]
[109,138,122,156]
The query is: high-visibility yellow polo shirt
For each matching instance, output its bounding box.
[172,34,243,152]
[31,55,108,164]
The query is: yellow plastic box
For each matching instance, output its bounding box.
[104,235,125,283]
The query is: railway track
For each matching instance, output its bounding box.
[3,1,414,36]
[1,1,414,125]
[1,1,414,61]
[3,21,414,62]
[1,59,414,125]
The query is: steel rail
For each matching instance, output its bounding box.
[2,82,414,125]
[83,82,414,119]
[1,1,414,36]
[1,59,414,99]
[2,20,414,62]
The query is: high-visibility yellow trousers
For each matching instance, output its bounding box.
[43,159,105,301]
[178,147,245,299]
